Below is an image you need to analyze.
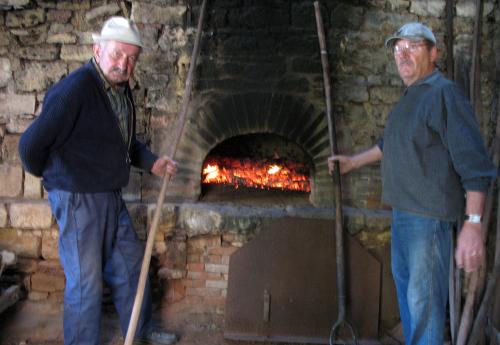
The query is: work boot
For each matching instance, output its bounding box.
[135,330,178,345]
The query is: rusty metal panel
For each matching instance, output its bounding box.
[224,218,381,344]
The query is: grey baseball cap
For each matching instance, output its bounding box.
[385,22,436,48]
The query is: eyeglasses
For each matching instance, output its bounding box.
[393,42,427,55]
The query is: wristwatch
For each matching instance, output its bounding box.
[465,214,482,224]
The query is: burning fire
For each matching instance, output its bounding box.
[202,156,310,192]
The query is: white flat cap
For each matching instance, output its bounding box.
[92,16,143,48]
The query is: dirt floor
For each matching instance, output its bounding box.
[0,299,402,345]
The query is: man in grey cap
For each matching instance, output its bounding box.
[19,16,178,345]
[328,22,496,344]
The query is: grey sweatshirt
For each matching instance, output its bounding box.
[378,70,497,221]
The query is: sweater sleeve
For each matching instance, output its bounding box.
[431,83,497,192]
[19,81,82,177]
[129,136,158,172]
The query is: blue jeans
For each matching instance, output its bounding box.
[391,209,452,345]
[48,190,153,345]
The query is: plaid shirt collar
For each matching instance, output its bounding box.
[91,57,127,94]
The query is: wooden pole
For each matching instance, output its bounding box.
[445,0,454,79]
[115,0,130,19]
[470,0,483,118]
[313,3,357,344]
[466,68,500,345]
[123,1,208,344]
[445,3,459,342]
[456,1,486,343]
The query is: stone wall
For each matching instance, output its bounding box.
[0,0,499,338]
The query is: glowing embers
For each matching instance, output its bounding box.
[202,156,310,192]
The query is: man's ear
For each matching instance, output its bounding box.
[430,45,438,64]
[92,44,101,62]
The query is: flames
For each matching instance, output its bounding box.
[202,156,310,192]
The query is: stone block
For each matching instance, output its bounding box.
[410,0,445,17]
[160,239,186,270]
[47,9,72,23]
[60,44,92,62]
[46,22,76,44]
[36,1,57,9]
[1,0,30,10]
[147,203,177,235]
[41,228,59,260]
[15,61,68,92]
[84,3,120,22]
[207,245,238,257]
[154,240,167,255]
[146,86,178,113]
[369,86,402,105]
[187,262,204,273]
[75,31,93,45]
[28,290,49,301]
[0,204,7,227]
[131,3,186,25]
[24,172,43,199]
[456,2,494,17]
[336,84,369,103]
[127,203,148,240]
[56,1,90,10]
[0,228,41,258]
[180,208,223,237]
[38,258,63,272]
[204,263,228,274]
[0,93,36,117]
[205,279,227,289]
[0,165,23,197]
[6,9,45,28]
[0,29,9,46]
[14,45,59,60]
[9,202,53,229]
[0,57,11,87]
[1,134,20,163]
[10,24,48,45]
[164,279,186,303]
[6,115,34,134]
[30,271,65,292]
[16,257,39,273]
[47,32,77,44]
[157,267,185,280]
[186,286,222,297]
[187,235,221,254]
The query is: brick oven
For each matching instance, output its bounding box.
[171,92,331,206]
[130,2,398,343]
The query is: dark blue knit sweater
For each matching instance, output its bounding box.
[19,62,157,192]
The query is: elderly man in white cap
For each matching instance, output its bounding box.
[19,17,178,345]
[327,22,496,344]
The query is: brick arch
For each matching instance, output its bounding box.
[170,92,334,207]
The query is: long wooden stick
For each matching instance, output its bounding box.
[445,0,454,79]
[445,2,459,342]
[313,3,357,344]
[470,0,483,117]
[115,0,130,18]
[466,67,500,345]
[124,1,208,343]
[455,1,485,343]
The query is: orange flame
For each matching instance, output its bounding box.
[202,157,310,192]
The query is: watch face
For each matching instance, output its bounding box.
[466,214,481,223]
